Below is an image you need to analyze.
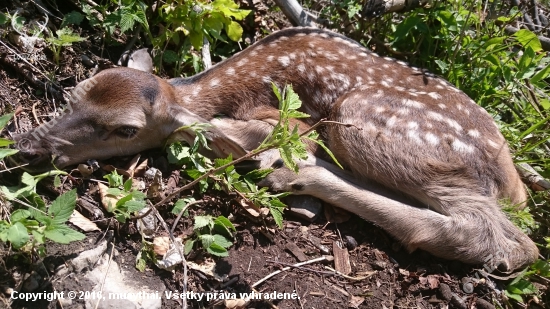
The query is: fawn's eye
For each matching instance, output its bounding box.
[115,126,138,139]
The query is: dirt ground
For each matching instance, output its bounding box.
[0,0,547,308]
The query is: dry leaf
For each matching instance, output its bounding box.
[427,275,440,289]
[349,295,365,308]
[153,237,171,256]
[125,154,141,177]
[98,183,121,212]
[69,210,99,232]
[225,299,247,309]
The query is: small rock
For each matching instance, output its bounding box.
[80,54,95,68]
[461,277,474,293]
[438,283,452,301]
[476,298,496,309]
[449,293,467,309]
[371,261,387,270]
[345,235,358,250]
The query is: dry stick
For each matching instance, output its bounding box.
[170,199,205,235]
[323,266,376,281]
[94,240,115,309]
[252,256,328,288]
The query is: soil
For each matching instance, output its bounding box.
[0,1,547,309]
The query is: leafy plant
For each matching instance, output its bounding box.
[80,0,152,43]
[505,260,550,303]
[0,189,85,253]
[46,28,86,65]
[0,113,18,160]
[102,171,147,223]
[184,215,235,257]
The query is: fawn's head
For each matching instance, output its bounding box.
[14,68,208,169]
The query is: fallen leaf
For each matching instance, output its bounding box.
[98,183,121,212]
[349,295,365,308]
[427,275,440,289]
[69,210,99,232]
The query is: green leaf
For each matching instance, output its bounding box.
[184,239,195,255]
[0,12,8,25]
[206,243,229,257]
[504,290,524,302]
[163,50,179,65]
[7,222,29,249]
[107,188,124,196]
[0,113,14,131]
[194,215,214,230]
[53,175,61,188]
[0,138,14,147]
[530,64,550,83]
[61,11,85,28]
[0,148,18,160]
[200,234,215,249]
[212,234,232,248]
[104,171,124,187]
[124,200,146,212]
[172,198,194,215]
[514,29,542,52]
[123,178,133,192]
[44,224,85,244]
[269,205,284,229]
[31,229,45,244]
[214,216,236,231]
[10,209,31,222]
[225,21,243,42]
[49,189,77,224]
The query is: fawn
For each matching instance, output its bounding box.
[14,27,538,272]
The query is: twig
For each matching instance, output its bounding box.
[94,239,115,309]
[266,260,334,275]
[170,199,205,234]
[251,256,328,288]
[323,266,376,281]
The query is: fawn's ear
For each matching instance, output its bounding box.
[166,104,248,159]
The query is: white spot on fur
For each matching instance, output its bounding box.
[468,129,480,138]
[374,106,386,113]
[403,99,425,108]
[209,78,220,87]
[236,58,247,67]
[226,67,235,76]
[320,33,329,38]
[408,121,419,129]
[383,57,394,61]
[396,86,405,91]
[428,92,442,100]
[397,60,408,66]
[438,103,446,109]
[407,130,423,144]
[297,63,306,73]
[289,53,296,60]
[373,90,384,98]
[397,108,410,115]
[424,132,439,145]
[427,111,444,121]
[267,55,274,62]
[262,76,271,83]
[452,139,474,153]
[381,80,390,87]
[386,115,397,127]
[446,119,463,132]
[278,56,290,67]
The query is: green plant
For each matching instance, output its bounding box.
[183,215,235,257]
[505,260,550,304]
[46,28,86,65]
[102,170,147,223]
[0,189,85,254]
[0,113,18,160]
[81,0,152,43]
